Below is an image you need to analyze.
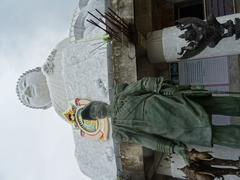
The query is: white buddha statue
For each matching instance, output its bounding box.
[16,1,117,180]
[16,46,68,119]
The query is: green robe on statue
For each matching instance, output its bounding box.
[111,77,240,162]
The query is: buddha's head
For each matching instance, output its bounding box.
[16,67,52,109]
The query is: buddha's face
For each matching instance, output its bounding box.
[17,69,51,109]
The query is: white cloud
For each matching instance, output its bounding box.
[0,27,66,72]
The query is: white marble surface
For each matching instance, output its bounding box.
[44,0,117,179]
[63,0,117,179]
[62,37,117,180]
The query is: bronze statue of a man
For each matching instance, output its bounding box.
[80,77,240,163]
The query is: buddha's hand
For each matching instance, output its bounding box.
[160,87,176,96]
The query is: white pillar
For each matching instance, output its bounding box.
[147,13,240,63]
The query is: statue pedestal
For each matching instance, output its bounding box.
[147,13,240,63]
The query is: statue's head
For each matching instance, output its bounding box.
[16,67,52,109]
[81,101,109,120]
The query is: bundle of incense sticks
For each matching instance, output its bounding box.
[87,8,135,43]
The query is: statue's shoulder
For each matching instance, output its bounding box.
[114,83,128,95]
[42,38,70,76]
[55,38,70,50]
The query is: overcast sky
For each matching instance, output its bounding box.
[0,0,90,180]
